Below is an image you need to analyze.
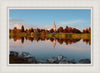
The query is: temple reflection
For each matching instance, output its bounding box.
[52,39,56,50]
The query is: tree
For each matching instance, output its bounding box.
[45,30,49,33]
[63,26,68,33]
[14,27,17,33]
[58,27,63,32]
[72,28,77,33]
[68,27,72,33]
[50,29,54,33]
[40,29,45,33]
[82,28,89,33]
[86,28,89,33]
[25,29,30,33]
[89,27,91,34]
[83,29,86,33]
[63,29,68,33]
[9,29,11,32]
[31,28,34,32]
[21,25,24,32]
[25,29,27,32]
[56,29,59,33]
[14,27,17,30]
[65,26,68,30]
[74,28,81,33]
[37,28,41,32]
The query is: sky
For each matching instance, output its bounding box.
[9,9,91,31]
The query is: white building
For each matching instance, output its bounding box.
[52,20,56,30]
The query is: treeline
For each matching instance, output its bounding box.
[9,25,91,34]
[83,27,91,33]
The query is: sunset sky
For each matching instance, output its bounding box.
[9,9,91,31]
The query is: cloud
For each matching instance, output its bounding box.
[9,18,32,29]
[9,18,89,31]
[9,18,49,29]
[9,20,80,29]
[10,22,22,29]
[43,20,81,29]
[10,18,23,22]
[57,20,81,26]
[10,22,29,29]
[9,18,27,29]
[55,20,90,31]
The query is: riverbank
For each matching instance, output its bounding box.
[9,32,91,39]
[47,33,90,39]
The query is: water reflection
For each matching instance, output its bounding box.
[9,36,91,62]
[83,39,91,45]
[9,36,91,46]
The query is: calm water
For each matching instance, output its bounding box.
[9,36,91,62]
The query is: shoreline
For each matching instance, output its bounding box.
[9,32,91,39]
[9,51,91,64]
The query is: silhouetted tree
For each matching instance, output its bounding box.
[14,27,17,30]
[68,27,72,33]
[63,29,68,33]
[45,30,49,33]
[83,29,86,33]
[14,27,17,33]
[82,28,91,33]
[9,29,11,33]
[89,27,91,34]
[31,28,34,32]
[86,28,89,33]
[25,29,27,32]
[72,28,81,33]
[21,37,24,44]
[50,29,54,33]
[37,28,41,32]
[58,27,63,32]
[65,26,68,29]
[21,25,24,32]
[56,29,59,33]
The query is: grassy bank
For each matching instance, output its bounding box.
[46,33,91,39]
[9,32,91,39]
[9,32,31,37]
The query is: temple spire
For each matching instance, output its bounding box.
[52,20,56,30]
[53,20,55,25]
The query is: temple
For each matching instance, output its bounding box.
[52,20,56,30]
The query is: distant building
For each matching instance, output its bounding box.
[52,20,56,30]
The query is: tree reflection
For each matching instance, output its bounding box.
[57,39,63,44]
[21,37,24,44]
[83,39,91,45]
[50,38,54,42]
[9,36,91,45]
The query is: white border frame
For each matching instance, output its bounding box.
[8,7,93,66]
[0,0,100,73]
